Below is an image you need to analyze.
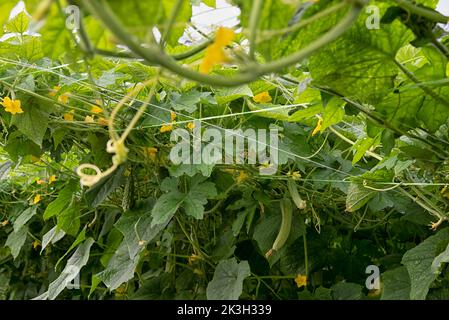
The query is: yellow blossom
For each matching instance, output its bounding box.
[33,194,42,204]
[187,122,195,130]
[200,27,235,74]
[84,115,95,123]
[1,220,8,227]
[312,118,323,136]
[49,86,60,97]
[236,170,249,184]
[160,124,173,133]
[91,105,103,114]
[1,97,24,115]
[215,27,235,47]
[48,175,57,184]
[188,254,201,265]
[253,92,272,104]
[294,274,308,288]
[32,240,40,250]
[63,110,75,121]
[170,111,177,122]
[58,93,70,104]
[36,179,46,185]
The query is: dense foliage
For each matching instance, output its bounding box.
[1,0,449,300]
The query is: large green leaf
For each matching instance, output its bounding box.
[11,101,50,147]
[206,258,250,300]
[43,180,78,220]
[402,228,449,300]
[380,266,411,300]
[5,225,28,259]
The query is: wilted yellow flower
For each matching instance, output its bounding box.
[64,110,75,121]
[1,220,8,227]
[253,92,272,104]
[200,27,235,74]
[1,97,23,115]
[145,147,158,161]
[33,194,42,204]
[48,175,57,184]
[98,117,109,126]
[187,122,195,130]
[294,274,307,288]
[91,105,103,114]
[312,118,323,136]
[84,115,95,123]
[160,124,173,133]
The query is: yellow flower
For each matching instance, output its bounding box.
[48,175,57,184]
[187,122,195,130]
[58,93,70,104]
[160,124,173,133]
[170,111,177,122]
[236,170,249,184]
[200,43,227,74]
[91,105,103,114]
[1,97,24,115]
[253,92,272,104]
[1,220,9,227]
[294,274,308,288]
[145,147,158,161]
[33,194,42,204]
[200,27,235,74]
[63,110,75,121]
[36,179,46,185]
[32,240,40,250]
[312,118,323,136]
[215,27,235,47]
[49,86,60,97]
[84,115,95,123]
[188,254,201,265]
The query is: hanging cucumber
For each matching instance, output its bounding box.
[287,179,307,210]
[266,198,293,258]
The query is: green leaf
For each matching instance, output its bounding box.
[5,225,28,259]
[43,180,78,220]
[44,238,94,300]
[5,11,29,34]
[215,85,253,104]
[11,101,50,147]
[321,98,345,131]
[331,281,364,300]
[85,165,125,208]
[380,266,411,300]
[57,205,80,236]
[345,182,377,212]
[151,176,217,225]
[206,258,250,300]
[352,135,379,165]
[431,242,449,274]
[402,228,449,300]
[41,226,66,252]
[13,207,37,232]
[96,242,139,291]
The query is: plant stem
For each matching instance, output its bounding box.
[395,0,449,23]
[248,0,263,60]
[82,0,362,87]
